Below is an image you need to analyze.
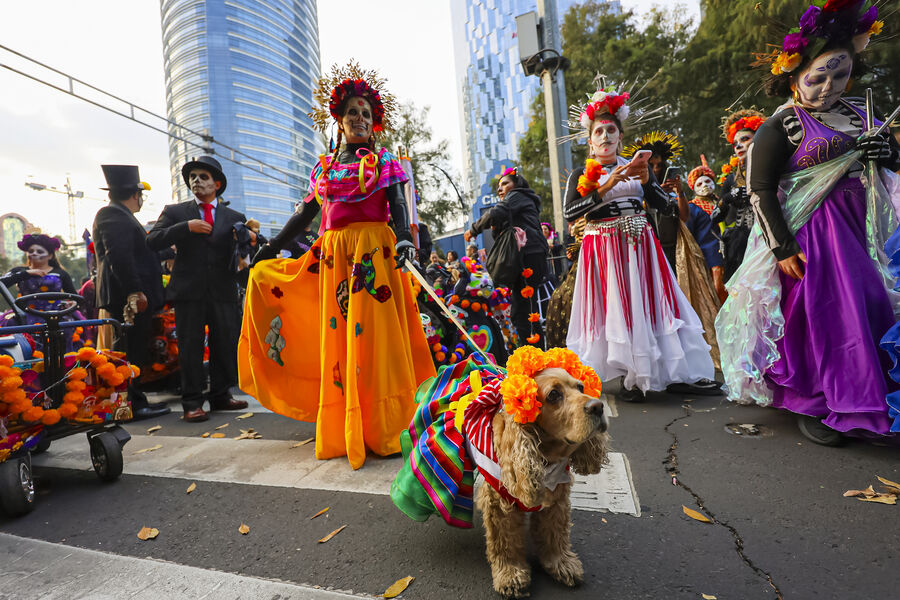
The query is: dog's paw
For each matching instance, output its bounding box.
[541,550,584,587]
[492,564,531,598]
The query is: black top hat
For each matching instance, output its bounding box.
[181,156,227,196]
[100,165,150,194]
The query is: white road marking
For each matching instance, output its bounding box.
[0,533,365,599]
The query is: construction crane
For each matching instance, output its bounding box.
[24,177,83,243]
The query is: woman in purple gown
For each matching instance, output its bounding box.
[1,233,83,352]
[716,0,900,445]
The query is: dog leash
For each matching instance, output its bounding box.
[404,258,498,367]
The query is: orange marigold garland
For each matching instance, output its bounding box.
[521,268,533,279]
[527,313,540,323]
[501,346,603,423]
[520,286,534,299]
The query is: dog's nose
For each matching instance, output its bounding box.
[584,398,604,417]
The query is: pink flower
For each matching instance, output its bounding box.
[782,32,809,55]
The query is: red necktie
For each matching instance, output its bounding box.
[201,203,214,226]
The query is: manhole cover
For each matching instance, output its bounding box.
[725,423,771,437]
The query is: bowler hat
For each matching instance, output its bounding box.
[182,156,227,196]
[100,165,150,194]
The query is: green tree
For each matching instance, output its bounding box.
[380,101,467,234]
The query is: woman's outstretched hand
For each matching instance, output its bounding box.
[777,252,807,280]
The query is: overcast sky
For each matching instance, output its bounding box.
[0,0,698,242]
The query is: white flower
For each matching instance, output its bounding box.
[617,105,630,122]
[580,112,592,129]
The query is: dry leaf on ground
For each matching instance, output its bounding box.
[843,485,876,498]
[858,495,897,505]
[134,444,162,455]
[236,412,253,420]
[601,518,608,524]
[383,576,415,598]
[146,425,162,435]
[137,527,159,540]
[215,423,229,430]
[210,432,226,439]
[310,507,330,520]
[291,437,315,448]
[701,595,717,600]
[239,523,250,534]
[876,476,900,495]
[201,432,210,438]
[318,525,347,543]
[186,482,196,494]
[682,505,712,523]
[235,428,262,440]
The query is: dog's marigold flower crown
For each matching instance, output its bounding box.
[500,347,603,424]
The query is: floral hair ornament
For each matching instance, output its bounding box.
[759,1,883,76]
[309,60,396,134]
[18,233,61,253]
[499,166,518,180]
[500,346,603,424]
[722,109,766,144]
[560,73,669,145]
[688,156,716,189]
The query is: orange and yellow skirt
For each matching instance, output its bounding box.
[238,222,435,469]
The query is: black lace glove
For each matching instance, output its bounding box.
[394,240,418,271]
[858,134,893,163]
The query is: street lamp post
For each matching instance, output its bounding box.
[24,177,84,242]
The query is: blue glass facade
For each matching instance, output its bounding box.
[160,0,321,236]
[451,0,620,212]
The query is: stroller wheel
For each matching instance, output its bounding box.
[0,455,36,516]
[90,432,124,482]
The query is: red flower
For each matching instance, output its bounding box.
[527,313,540,323]
[521,286,534,299]
[521,268,533,279]
[823,0,857,12]
[526,334,541,344]
[271,286,284,299]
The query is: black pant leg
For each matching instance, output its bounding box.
[206,301,240,403]
[174,301,207,410]
[511,252,546,348]
[107,306,151,409]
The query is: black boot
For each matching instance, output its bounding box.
[796,415,844,446]
[618,387,645,403]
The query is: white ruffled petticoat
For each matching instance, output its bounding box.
[566,215,714,392]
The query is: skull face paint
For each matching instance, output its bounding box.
[793,49,853,112]
[692,175,715,198]
[340,96,373,144]
[26,244,51,268]
[189,169,219,200]
[732,130,755,162]
[589,119,620,163]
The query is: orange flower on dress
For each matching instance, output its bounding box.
[500,374,542,424]
[521,286,534,299]
[527,313,540,323]
[521,268,533,279]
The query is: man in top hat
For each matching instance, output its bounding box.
[93,165,171,420]
[147,156,248,422]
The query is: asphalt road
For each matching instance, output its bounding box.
[1,387,898,599]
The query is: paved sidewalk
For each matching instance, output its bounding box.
[0,533,370,599]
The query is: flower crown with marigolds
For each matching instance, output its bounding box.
[309,60,396,134]
[766,0,883,76]
[499,346,603,424]
[722,108,766,144]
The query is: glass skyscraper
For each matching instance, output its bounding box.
[159,0,322,236]
[450,0,620,208]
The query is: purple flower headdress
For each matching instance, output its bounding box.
[17,233,60,253]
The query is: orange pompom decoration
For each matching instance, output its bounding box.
[116,365,133,379]
[0,366,12,379]
[448,353,459,364]
[526,334,541,344]
[96,363,116,378]
[41,409,61,425]
[71,334,81,342]
[4,388,27,404]
[471,302,481,312]
[500,374,542,424]
[32,351,44,359]
[22,406,44,423]
[66,380,87,391]
[0,355,13,367]
[89,354,109,368]
[520,286,534,299]
[11,399,33,415]
[75,327,84,334]
[521,268,533,279]
[527,313,540,323]
[449,295,460,305]
[1,376,23,391]
[68,367,88,381]
[435,352,446,362]
[58,403,78,419]
[76,347,97,361]
[461,299,470,308]
[107,374,125,388]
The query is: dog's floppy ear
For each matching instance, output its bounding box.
[569,431,609,476]
[493,410,544,509]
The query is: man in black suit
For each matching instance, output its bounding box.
[93,165,171,420]
[147,156,248,422]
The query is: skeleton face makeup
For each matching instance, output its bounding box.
[693,175,715,197]
[589,119,620,163]
[340,96,373,144]
[189,169,219,200]
[793,49,853,112]
[732,130,755,161]
[26,244,50,267]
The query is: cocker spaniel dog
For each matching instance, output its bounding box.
[391,353,610,599]
[479,367,609,598]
